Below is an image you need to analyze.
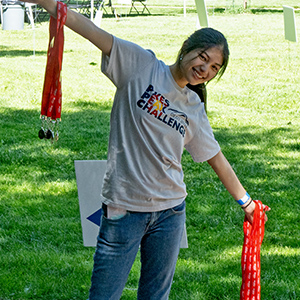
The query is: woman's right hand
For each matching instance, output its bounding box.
[22,0,39,3]
[23,0,58,17]
[22,0,50,5]
[24,0,39,3]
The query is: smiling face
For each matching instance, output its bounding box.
[175,46,224,88]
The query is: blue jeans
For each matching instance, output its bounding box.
[89,201,186,300]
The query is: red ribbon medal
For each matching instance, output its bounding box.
[240,200,268,300]
[39,2,67,141]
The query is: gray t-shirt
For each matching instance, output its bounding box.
[101,36,220,212]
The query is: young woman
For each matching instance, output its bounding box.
[22,1,269,299]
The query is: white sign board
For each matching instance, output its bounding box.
[75,160,107,247]
[195,0,209,28]
[283,6,297,43]
[75,160,188,248]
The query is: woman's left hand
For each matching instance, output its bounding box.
[243,200,270,224]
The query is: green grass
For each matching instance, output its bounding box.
[1,8,300,300]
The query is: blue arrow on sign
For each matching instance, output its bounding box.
[87,208,102,227]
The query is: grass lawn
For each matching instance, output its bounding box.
[0,6,300,300]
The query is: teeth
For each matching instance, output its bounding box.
[194,68,203,79]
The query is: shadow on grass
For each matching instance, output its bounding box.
[0,45,77,57]
[250,7,300,13]
[0,47,47,57]
[0,105,110,181]
[176,121,299,298]
[171,251,300,299]
[1,104,299,215]
[0,106,299,299]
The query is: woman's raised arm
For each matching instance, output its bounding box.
[24,0,113,56]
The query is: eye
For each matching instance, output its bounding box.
[212,65,220,73]
[199,53,207,61]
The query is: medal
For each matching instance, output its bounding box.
[240,201,268,300]
[39,2,67,141]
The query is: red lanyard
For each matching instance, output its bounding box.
[39,2,67,141]
[240,200,268,300]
